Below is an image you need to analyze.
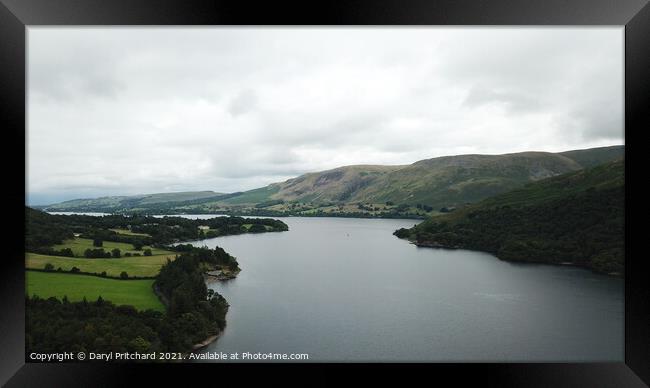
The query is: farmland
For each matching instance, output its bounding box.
[53,237,172,257]
[26,252,176,278]
[26,271,164,311]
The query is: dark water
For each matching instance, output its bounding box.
[193,217,623,361]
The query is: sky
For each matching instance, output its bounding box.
[27,27,624,205]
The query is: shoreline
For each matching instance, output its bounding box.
[193,269,239,351]
[204,268,240,282]
[45,209,428,221]
[408,239,623,277]
[192,333,221,351]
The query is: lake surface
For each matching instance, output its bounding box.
[190,216,623,362]
[48,212,220,218]
[48,211,112,216]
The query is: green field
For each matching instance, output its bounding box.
[26,252,177,277]
[109,228,151,237]
[26,271,164,311]
[53,237,172,257]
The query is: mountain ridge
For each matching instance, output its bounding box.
[217,145,622,208]
[39,145,624,214]
[36,190,225,212]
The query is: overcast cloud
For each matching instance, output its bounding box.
[27,27,623,205]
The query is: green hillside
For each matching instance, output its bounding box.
[559,145,624,168]
[218,146,623,209]
[38,145,624,215]
[218,185,281,205]
[394,159,625,275]
[40,191,223,212]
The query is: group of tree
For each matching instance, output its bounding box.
[83,248,113,259]
[395,160,625,275]
[29,247,75,257]
[170,245,239,271]
[26,296,164,357]
[42,264,81,274]
[81,247,152,259]
[220,206,429,220]
[40,263,133,279]
[415,203,434,212]
[25,208,289,255]
[25,207,74,248]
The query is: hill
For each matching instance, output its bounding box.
[558,145,624,168]
[39,191,224,212]
[394,159,625,275]
[38,145,624,215]
[216,145,623,208]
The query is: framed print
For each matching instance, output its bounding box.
[2,0,648,386]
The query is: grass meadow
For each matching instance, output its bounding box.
[53,237,172,257]
[26,271,165,311]
[26,252,177,278]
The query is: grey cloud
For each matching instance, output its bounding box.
[228,89,258,116]
[463,85,542,113]
[435,28,623,142]
[27,27,623,204]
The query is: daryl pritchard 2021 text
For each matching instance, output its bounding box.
[29,352,310,362]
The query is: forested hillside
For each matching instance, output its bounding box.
[395,159,625,275]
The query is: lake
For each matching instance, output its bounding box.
[48,211,112,216]
[188,216,623,362]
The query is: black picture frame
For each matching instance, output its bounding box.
[1,0,648,386]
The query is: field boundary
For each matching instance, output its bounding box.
[25,268,157,280]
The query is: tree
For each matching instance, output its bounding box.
[248,224,266,233]
[128,336,151,353]
[143,249,152,256]
[133,241,143,251]
[393,228,407,238]
[120,271,129,279]
[70,267,80,273]
[169,288,193,316]
[111,248,121,258]
[60,248,74,257]
[93,239,103,247]
[44,263,54,272]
